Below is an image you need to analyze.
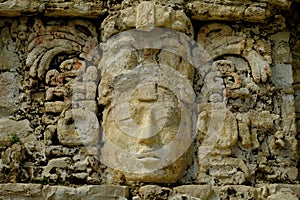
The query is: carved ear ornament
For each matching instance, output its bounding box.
[26,19,97,81]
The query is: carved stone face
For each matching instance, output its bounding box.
[99,63,195,183]
[116,83,181,153]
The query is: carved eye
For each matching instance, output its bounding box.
[65,117,74,125]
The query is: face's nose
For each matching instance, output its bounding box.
[137,106,160,145]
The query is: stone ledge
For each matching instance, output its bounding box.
[0,184,299,199]
[0,0,107,17]
[0,0,292,20]
[0,0,40,17]
[0,184,129,200]
[187,0,292,22]
[171,184,300,200]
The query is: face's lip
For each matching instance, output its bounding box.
[136,152,160,160]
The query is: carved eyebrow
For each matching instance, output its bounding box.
[118,116,131,122]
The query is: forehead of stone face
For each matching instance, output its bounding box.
[129,84,180,127]
[99,27,202,83]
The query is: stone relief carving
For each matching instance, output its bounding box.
[97,3,199,181]
[101,1,194,40]
[98,41,196,182]
[20,18,102,184]
[0,0,299,198]
[195,23,298,185]
[12,2,297,186]
[187,0,292,22]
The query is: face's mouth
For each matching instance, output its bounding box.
[136,152,160,160]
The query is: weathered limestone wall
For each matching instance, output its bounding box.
[0,0,299,199]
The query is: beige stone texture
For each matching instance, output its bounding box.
[0,0,40,17]
[0,25,20,71]
[0,0,299,198]
[0,72,19,116]
[101,2,194,41]
[26,19,97,81]
[57,109,99,146]
[269,31,293,64]
[173,185,213,200]
[97,25,205,183]
[0,183,298,199]
[0,184,129,200]
[187,0,291,22]
[0,0,106,17]
[0,119,32,148]
[100,63,195,182]
[271,64,293,88]
[44,101,67,113]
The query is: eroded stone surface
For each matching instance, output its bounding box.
[101,1,194,41]
[271,64,293,88]
[187,0,291,22]
[0,0,106,17]
[0,119,32,148]
[0,72,19,116]
[0,0,299,198]
[0,183,298,200]
[0,184,129,200]
[57,109,99,146]
[0,22,20,71]
[99,28,196,183]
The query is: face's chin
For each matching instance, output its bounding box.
[124,158,187,183]
[100,129,194,183]
[107,148,191,183]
